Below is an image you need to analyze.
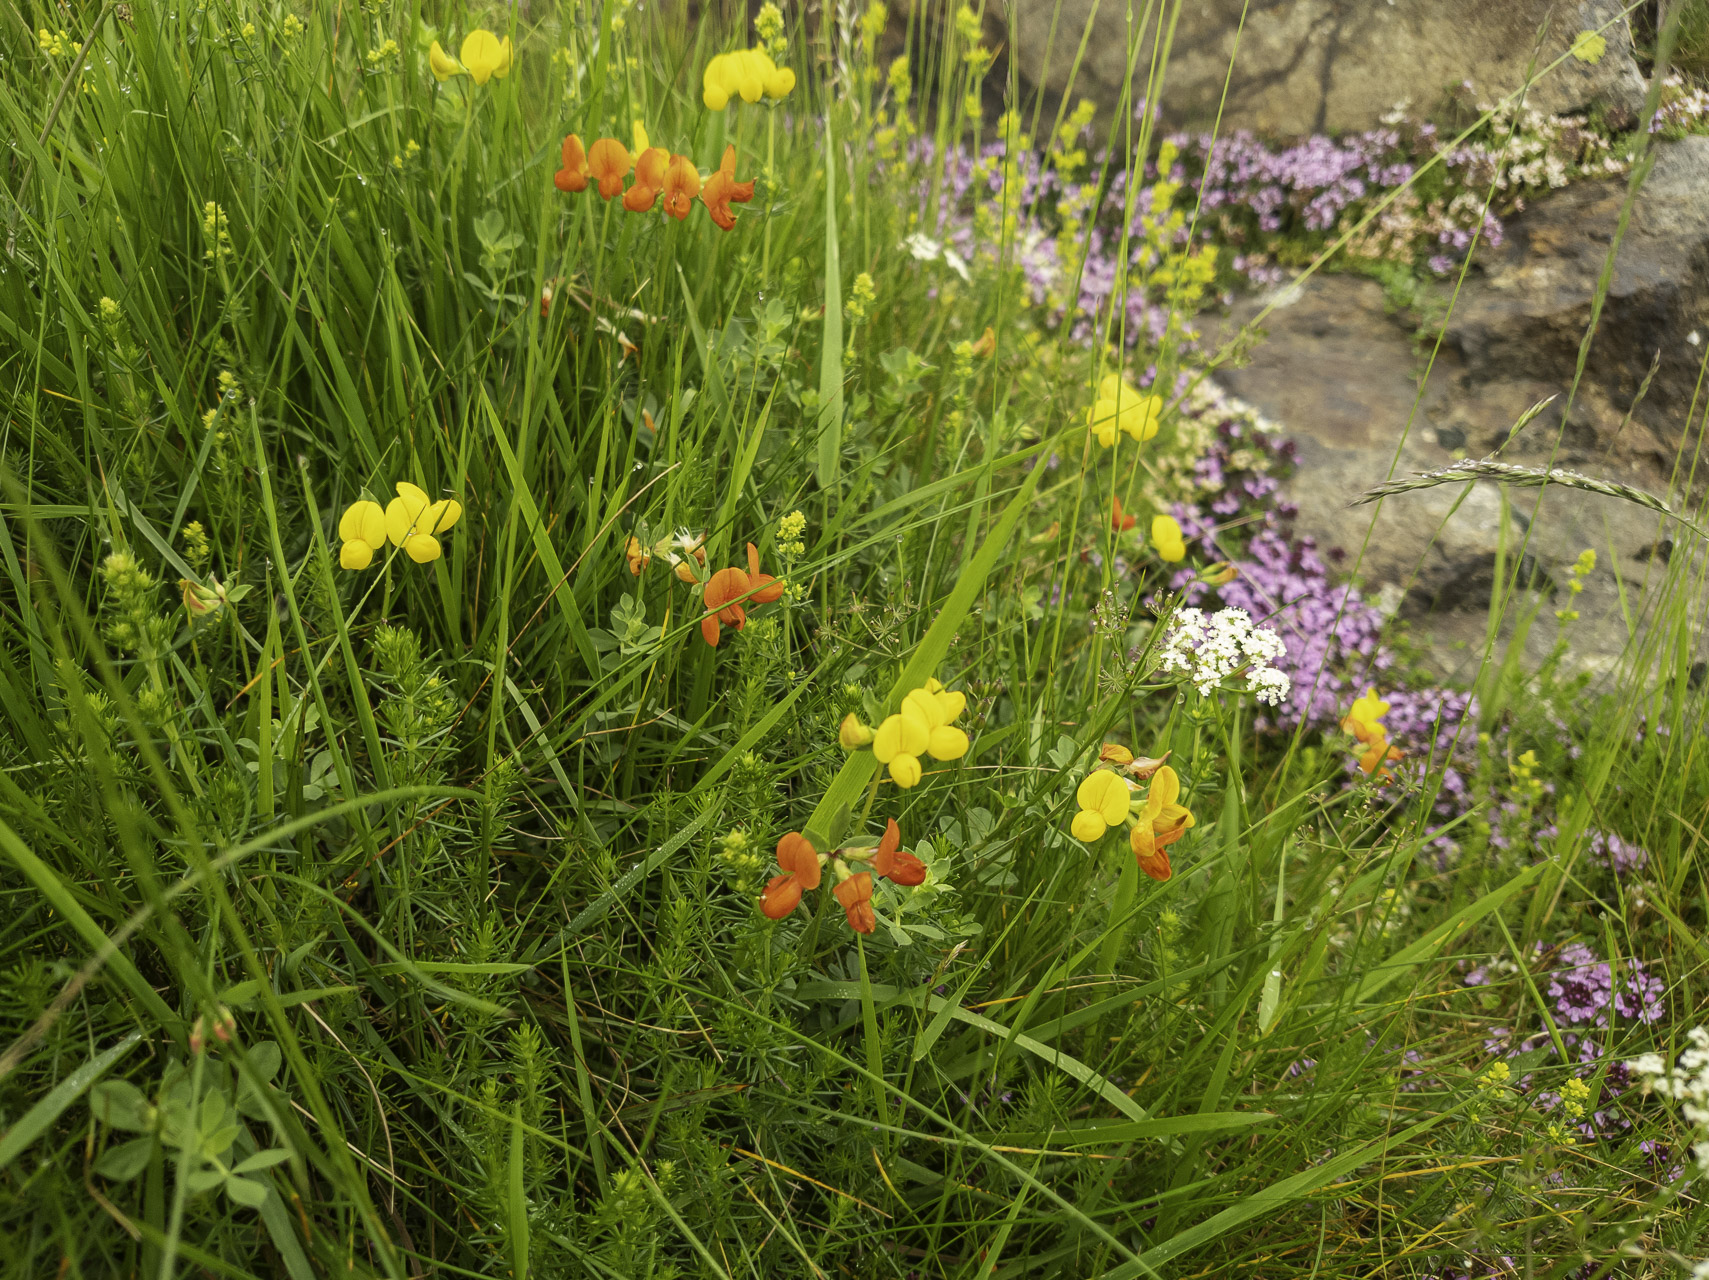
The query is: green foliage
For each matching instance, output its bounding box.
[0,0,1705,1277]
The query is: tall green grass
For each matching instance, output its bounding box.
[0,1,1705,1277]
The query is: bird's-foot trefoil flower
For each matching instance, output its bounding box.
[661,154,701,220]
[700,145,755,230]
[623,145,669,212]
[586,138,632,199]
[870,677,969,788]
[554,135,589,192]
[1072,769,1133,843]
[1151,514,1186,562]
[833,872,876,933]
[1111,495,1137,532]
[337,499,387,570]
[760,831,823,919]
[431,30,513,84]
[1129,765,1194,881]
[702,49,796,109]
[1087,373,1162,448]
[1342,688,1402,778]
[700,542,785,646]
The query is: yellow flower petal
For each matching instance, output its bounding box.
[1148,765,1180,813]
[764,66,796,99]
[339,539,374,571]
[903,687,946,729]
[384,498,415,547]
[631,120,651,154]
[402,533,442,564]
[460,29,509,85]
[415,498,462,536]
[888,753,922,788]
[935,689,967,722]
[1071,809,1108,843]
[429,40,464,80]
[1077,770,1131,826]
[926,725,968,761]
[339,500,386,548]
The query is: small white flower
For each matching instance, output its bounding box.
[1158,607,1291,704]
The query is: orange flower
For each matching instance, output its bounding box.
[554,134,589,193]
[661,154,701,220]
[587,138,631,199]
[699,542,786,646]
[1112,495,1138,532]
[761,832,822,919]
[625,536,650,575]
[833,872,876,934]
[624,147,669,212]
[700,145,755,231]
[871,818,927,886]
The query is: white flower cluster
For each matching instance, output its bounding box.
[1630,1026,1709,1173]
[1158,607,1291,705]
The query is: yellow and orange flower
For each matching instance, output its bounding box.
[1342,688,1403,778]
[1129,765,1194,881]
[700,542,785,646]
[760,832,822,919]
[587,138,632,199]
[661,154,701,220]
[1111,495,1138,532]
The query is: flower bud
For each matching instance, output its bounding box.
[839,713,874,750]
[1124,752,1171,780]
[1099,742,1134,765]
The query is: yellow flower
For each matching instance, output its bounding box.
[338,500,387,571]
[703,48,795,110]
[1087,373,1162,448]
[1150,514,1186,562]
[871,680,969,787]
[432,30,512,84]
[1071,769,1131,842]
[383,482,464,565]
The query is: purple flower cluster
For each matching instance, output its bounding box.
[1192,128,1419,233]
[1544,942,1666,1029]
[1588,829,1649,876]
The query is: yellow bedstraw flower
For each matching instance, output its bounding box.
[1086,373,1162,448]
[1072,769,1132,842]
[1151,514,1186,562]
[431,29,513,84]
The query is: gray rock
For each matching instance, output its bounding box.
[1211,274,1681,678]
[1003,0,1646,136]
[1447,135,1709,456]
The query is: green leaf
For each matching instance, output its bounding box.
[232,1148,292,1175]
[89,1077,153,1133]
[224,1175,270,1208]
[93,1137,155,1181]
